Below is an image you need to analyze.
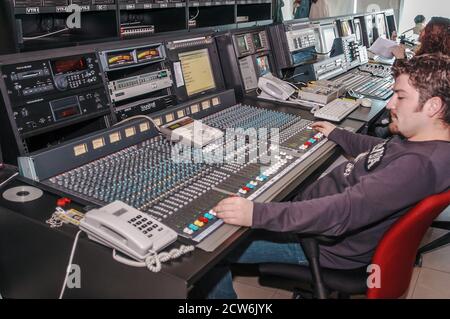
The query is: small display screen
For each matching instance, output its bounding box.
[179,49,216,97]
[340,20,353,37]
[50,96,81,121]
[136,48,160,63]
[107,50,134,68]
[252,33,262,49]
[321,26,337,52]
[255,55,270,76]
[237,36,248,53]
[52,58,87,75]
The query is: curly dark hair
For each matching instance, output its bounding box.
[392,53,450,125]
[415,17,450,56]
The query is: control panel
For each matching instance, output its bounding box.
[286,28,317,53]
[1,53,110,135]
[233,31,270,58]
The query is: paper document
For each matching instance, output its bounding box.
[369,37,398,59]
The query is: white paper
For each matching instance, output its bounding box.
[369,37,398,59]
[173,62,185,88]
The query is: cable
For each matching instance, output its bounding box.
[113,114,161,132]
[0,172,18,188]
[59,230,82,299]
[189,8,200,21]
[23,28,69,40]
[314,47,335,56]
[112,244,195,272]
[284,72,307,81]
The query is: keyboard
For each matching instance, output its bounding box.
[313,98,360,122]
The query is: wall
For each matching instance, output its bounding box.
[398,0,450,33]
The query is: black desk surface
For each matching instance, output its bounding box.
[0,100,366,298]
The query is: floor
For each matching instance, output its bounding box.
[231,225,450,299]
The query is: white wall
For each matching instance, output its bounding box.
[398,0,450,33]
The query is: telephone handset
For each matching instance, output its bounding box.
[258,73,297,101]
[80,201,178,261]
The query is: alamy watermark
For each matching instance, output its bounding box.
[170,120,281,166]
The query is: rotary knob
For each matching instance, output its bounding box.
[54,75,68,91]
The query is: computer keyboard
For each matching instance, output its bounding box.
[313,98,360,122]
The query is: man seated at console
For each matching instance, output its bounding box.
[193,53,450,299]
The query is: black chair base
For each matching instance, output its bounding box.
[416,222,450,267]
[258,263,368,298]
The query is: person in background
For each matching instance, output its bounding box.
[293,0,311,19]
[391,16,449,59]
[413,15,426,35]
[309,0,330,20]
[375,16,450,138]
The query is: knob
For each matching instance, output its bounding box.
[55,76,68,91]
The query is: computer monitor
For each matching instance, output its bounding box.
[337,18,354,37]
[318,23,338,53]
[353,19,363,45]
[364,14,375,46]
[255,55,271,76]
[375,13,387,39]
[384,10,397,39]
[179,48,216,97]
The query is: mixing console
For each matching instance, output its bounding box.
[40,104,327,242]
[335,68,394,100]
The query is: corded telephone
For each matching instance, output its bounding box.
[258,73,297,101]
[79,201,178,262]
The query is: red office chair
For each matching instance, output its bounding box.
[259,189,450,299]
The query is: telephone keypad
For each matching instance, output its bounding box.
[128,214,163,237]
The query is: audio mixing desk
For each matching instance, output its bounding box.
[0,95,365,298]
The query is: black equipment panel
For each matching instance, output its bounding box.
[2,53,109,136]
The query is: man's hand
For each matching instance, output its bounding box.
[213,197,254,227]
[311,121,337,137]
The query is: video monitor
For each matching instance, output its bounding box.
[236,35,249,54]
[319,24,338,53]
[340,20,353,37]
[255,55,271,76]
[353,19,363,45]
[252,33,263,50]
[179,48,216,97]
[376,14,387,39]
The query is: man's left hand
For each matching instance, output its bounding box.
[213,197,254,227]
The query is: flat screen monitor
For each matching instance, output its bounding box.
[255,55,271,76]
[376,14,387,39]
[179,48,216,97]
[252,33,263,50]
[365,15,374,46]
[236,35,249,53]
[340,20,353,37]
[320,24,338,53]
[353,19,363,45]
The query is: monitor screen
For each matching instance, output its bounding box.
[340,20,353,37]
[252,33,262,49]
[179,48,216,97]
[255,55,270,76]
[321,25,337,52]
[354,19,363,44]
[236,35,249,53]
[376,14,387,39]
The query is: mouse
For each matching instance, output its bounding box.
[360,98,372,108]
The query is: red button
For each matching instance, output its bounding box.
[305,141,312,146]
[199,217,208,224]
[57,197,71,207]
[242,186,251,192]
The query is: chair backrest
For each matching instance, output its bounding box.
[367,189,450,299]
